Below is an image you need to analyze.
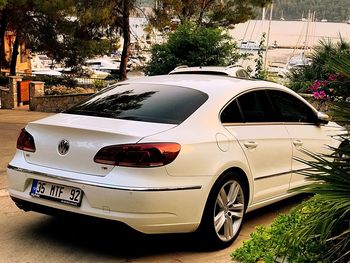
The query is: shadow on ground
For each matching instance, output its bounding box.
[22,194,309,259]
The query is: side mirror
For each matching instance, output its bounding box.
[317,112,329,124]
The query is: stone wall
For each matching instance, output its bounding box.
[0,78,94,112]
[29,81,95,112]
[0,87,10,109]
[30,93,94,112]
[0,76,22,109]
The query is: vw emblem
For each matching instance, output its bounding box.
[58,139,70,155]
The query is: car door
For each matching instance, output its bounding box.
[267,90,331,189]
[221,90,293,203]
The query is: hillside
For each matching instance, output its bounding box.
[138,0,350,22]
[272,0,350,22]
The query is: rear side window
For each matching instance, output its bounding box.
[268,90,316,123]
[65,83,208,124]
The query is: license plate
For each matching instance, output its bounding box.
[30,180,83,207]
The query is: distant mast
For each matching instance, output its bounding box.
[304,10,311,50]
[264,4,274,70]
[262,7,266,21]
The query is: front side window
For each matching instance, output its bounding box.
[237,90,277,122]
[268,90,316,123]
[221,90,277,123]
[65,83,208,124]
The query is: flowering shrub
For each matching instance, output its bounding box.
[309,73,347,100]
[310,80,328,100]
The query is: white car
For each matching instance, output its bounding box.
[7,74,344,248]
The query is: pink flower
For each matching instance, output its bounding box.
[313,91,320,99]
[313,90,327,100]
[328,74,337,81]
[311,80,320,91]
[319,90,326,99]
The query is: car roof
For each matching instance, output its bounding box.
[168,65,249,78]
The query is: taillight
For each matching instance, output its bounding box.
[17,128,36,152]
[94,143,181,167]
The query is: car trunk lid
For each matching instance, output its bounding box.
[23,113,176,176]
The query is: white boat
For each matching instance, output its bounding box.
[32,69,63,76]
[86,57,120,72]
[286,54,311,69]
[277,53,312,77]
[238,40,260,50]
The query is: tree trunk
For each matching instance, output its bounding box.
[118,0,131,81]
[10,35,19,76]
[0,14,9,72]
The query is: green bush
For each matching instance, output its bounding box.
[60,75,78,88]
[22,75,78,88]
[144,23,238,75]
[92,79,107,90]
[231,197,328,263]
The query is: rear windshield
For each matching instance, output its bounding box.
[64,83,208,124]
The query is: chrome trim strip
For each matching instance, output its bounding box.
[223,122,316,126]
[254,169,307,181]
[7,165,202,192]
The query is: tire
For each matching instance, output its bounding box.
[197,172,247,249]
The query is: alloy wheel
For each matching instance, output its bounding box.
[213,180,245,242]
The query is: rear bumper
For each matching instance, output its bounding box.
[7,162,212,234]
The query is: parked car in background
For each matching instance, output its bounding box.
[169,65,250,78]
[7,74,345,248]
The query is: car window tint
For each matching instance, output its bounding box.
[221,100,243,123]
[237,90,277,122]
[65,83,208,124]
[268,90,316,123]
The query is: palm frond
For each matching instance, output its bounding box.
[285,137,350,262]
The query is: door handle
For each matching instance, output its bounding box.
[293,140,303,147]
[244,141,258,149]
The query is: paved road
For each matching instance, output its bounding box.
[0,109,305,263]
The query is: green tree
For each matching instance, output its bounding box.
[0,0,121,75]
[66,0,136,80]
[151,0,271,30]
[144,23,236,75]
